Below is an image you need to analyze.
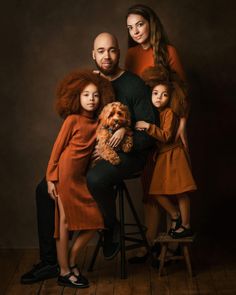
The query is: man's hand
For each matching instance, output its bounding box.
[108,127,126,148]
[135,121,150,131]
[47,181,58,200]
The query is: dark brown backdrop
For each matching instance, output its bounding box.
[1,0,235,247]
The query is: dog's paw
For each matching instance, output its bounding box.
[109,156,121,165]
[121,137,133,153]
[122,143,132,153]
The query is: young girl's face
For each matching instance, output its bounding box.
[80,83,100,113]
[127,14,150,47]
[152,84,170,110]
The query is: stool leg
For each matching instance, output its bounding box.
[119,186,127,279]
[123,185,152,255]
[88,232,103,272]
[183,244,192,277]
[159,243,168,276]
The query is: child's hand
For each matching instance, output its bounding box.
[91,145,101,163]
[135,121,150,131]
[47,181,59,200]
[109,127,126,148]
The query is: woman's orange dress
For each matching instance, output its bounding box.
[125,45,186,81]
[46,114,104,238]
[147,108,197,195]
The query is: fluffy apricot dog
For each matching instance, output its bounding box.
[96,102,133,165]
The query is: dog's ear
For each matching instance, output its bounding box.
[98,103,112,126]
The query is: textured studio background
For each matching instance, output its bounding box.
[0,0,235,247]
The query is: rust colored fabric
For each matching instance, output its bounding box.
[125,45,186,81]
[46,114,104,238]
[147,108,197,195]
[125,44,187,204]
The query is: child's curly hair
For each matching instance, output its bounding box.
[141,65,189,117]
[56,70,115,119]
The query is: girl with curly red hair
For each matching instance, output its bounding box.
[46,70,114,288]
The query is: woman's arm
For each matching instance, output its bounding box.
[168,45,186,82]
[168,46,189,149]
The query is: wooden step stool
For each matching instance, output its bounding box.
[155,232,196,277]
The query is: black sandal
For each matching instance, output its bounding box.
[57,271,89,288]
[168,214,182,236]
[70,264,89,286]
[171,225,193,239]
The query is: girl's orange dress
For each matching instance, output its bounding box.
[147,108,197,195]
[46,114,104,238]
[125,45,187,202]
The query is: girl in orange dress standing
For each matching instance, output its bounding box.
[46,70,114,288]
[135,66,197,239]
[125,4,189,260]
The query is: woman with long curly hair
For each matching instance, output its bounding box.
[46,70,114,288]
[125,4,189,263]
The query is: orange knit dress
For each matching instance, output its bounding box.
[147,108,197,195]
[46,114,104,238]
[125,45,187,203]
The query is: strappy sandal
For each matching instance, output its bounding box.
[168,214,182,236]
[57,271,89,288]
[171,225,193,239]
[70,264,89,286]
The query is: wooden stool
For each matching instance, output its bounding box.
[88,174,152,279]
[155,232,196,277]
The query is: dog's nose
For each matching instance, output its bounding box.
[114,119,119,123]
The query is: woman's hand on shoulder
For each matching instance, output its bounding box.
[47,181,58,200]
[135,121,150,131]
[108,127,126,148]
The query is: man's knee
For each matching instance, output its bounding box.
[87,169,104,190]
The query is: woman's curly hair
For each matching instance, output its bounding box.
[55,70,115,119]
[142,65,189,117]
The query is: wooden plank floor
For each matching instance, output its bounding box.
[1,237,236,295]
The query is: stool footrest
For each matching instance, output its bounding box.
[124,237,145,243]
[125,243,146,251]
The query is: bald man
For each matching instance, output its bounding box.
[87,33,155,259]
[21,32,155,284]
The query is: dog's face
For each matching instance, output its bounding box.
[99,102,131,131]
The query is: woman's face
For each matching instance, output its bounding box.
[127,14,150,47]
[80,83,100,113]
[152,84,170,109]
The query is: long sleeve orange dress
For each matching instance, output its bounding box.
[125,45,187,203]
[46,114,104,238]
[147,108,197,195]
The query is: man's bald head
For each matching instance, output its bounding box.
[92,32,120,76]
[93,32,119,50]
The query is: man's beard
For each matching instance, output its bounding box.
[94,59,119,76]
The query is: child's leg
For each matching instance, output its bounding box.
[56,197,76,281]
[176,193,191,231]
[155,195,180,228]
[69,230,96,275]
